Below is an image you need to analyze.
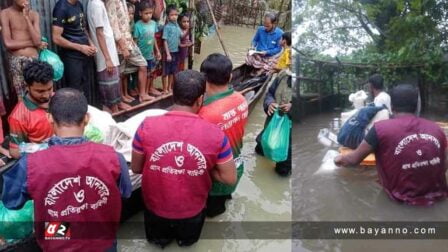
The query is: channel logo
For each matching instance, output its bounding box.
[44,222,71,240]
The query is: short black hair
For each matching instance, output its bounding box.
[282,31,291,46]
[200,53,233,86]
[139,1,154,12]
[178,13,189,25]
[166,4,177,15]
[368,73,384,90]
[49,88,88,126]
[264,13,277,24]
[173,70,206,106]
[23,60,53,86]
[390,84,418,113]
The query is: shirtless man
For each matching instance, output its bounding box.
[1,0,45,101]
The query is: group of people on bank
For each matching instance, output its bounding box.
[1,0,192,114]
[0,0,193,161]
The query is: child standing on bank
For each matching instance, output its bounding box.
[162,5,181,93]
[178,14,193,71]
[134,2,162,96]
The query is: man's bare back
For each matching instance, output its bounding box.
[1,3,41,57]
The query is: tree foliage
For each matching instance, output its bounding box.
[295,0,448,88]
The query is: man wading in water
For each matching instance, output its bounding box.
[199,53,249,217]
[131,70,236,248]
[335,84,448,206]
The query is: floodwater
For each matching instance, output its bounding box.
[191,26,253,69]
[118,26,291,251]
[292,111,448,252]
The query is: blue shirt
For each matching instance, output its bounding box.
[134,20,158,60]
[252,26,283,57]
[2,136,132,210]
[162,21,181,53]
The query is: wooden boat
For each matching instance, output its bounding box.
[111,64,271,121]
[0,64,272,251]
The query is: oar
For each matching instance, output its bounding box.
[205,0,229,57]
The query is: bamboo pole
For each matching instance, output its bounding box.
[188,0,195,69]
[205,0,229,57]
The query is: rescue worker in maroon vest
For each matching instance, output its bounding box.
[131,70,237,248]
[2,88,132,251]
[334,84,448,206]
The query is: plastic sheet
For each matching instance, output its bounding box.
[313,150,340,175]
[317,128,338,147]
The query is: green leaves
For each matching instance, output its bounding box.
[296,0,448,88]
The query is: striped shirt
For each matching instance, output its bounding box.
[8,94,53,150]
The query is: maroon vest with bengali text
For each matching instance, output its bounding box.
[375,115,448,205]
[140,111,225,219]
[27,142,122,252]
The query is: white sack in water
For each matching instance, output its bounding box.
[86,106,167,191]
[341,90,369,125]
[109,109,167,191]
[87,105,117,144]
[348,90,368,109]
[109,109,167,161]
[313,150,340,175]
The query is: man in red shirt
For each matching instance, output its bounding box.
[8,60,54,159]
[335,84,448,205]
[199,53,248,217]
[131,70,237,248]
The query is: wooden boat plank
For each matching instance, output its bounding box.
[339,147,376,167]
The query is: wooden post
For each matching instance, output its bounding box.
[205,0,229,56]
[292,53,301,122]
[277,0,286,28]
[188,0,195,69]
[337,71,341,108]
[318,63,322,113]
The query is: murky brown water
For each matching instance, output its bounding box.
[292,111,448,252]
[192,26,254,69]
[118,26,291,251]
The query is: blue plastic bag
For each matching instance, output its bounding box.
[39,49,64,81]
[261,110,292,162]
[337,105,385,149]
